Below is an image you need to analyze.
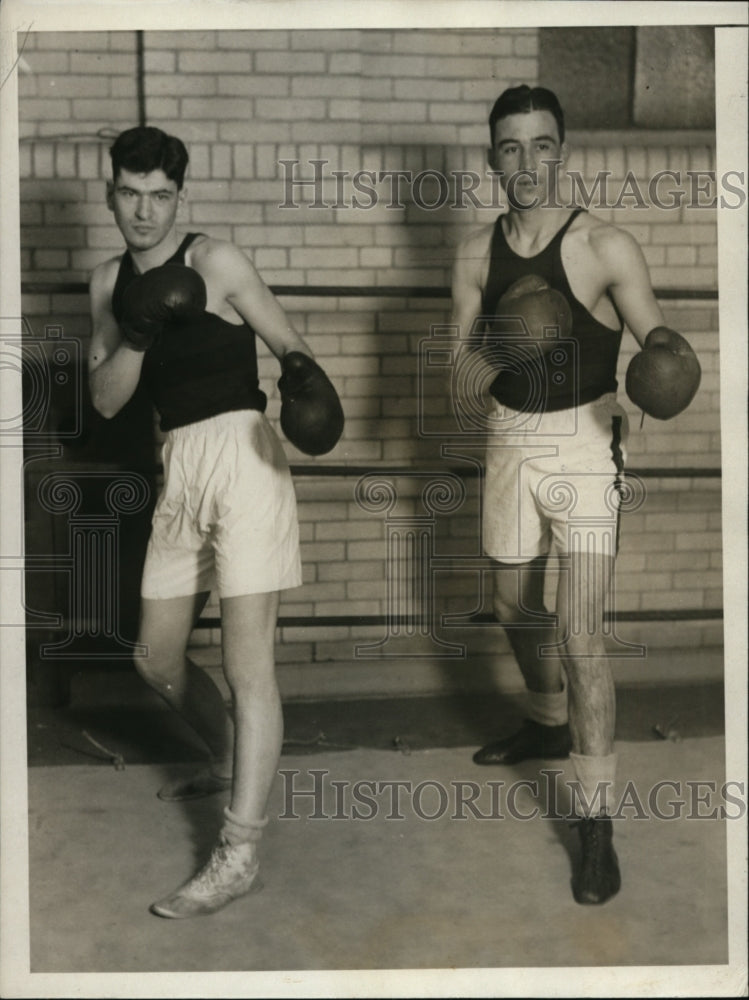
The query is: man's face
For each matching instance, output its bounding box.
[106,167,184,252]
[488,109,566,208]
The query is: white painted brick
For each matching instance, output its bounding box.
[137,97,179,120]
[291,30,360,50]
[256,98,327,121]
[429,102,486,123]
[34,249,69,269]
[178,51,251,73]
[155,120,219,142]
[674,531,722,551]
[221,121,291,143]
[217,30,289,50]
[143,50,176,73]
[36,32,110,50]
[330,52,361,73]
[512,34,538,57]
[292,76,359,98]
[257,51,325,73]
[143,31,215,50]
[254,249,288,270]
[318,561,385,582]
[666,245,698,266]
[208,144,231,179]
[359,247,392,268]
[329,100,361,120]
[359,33,393,54]
[315,521,382,543]
[181,97,254,121]
[147,74,216,97]
[22,99,72,122]
[190,203,262,224]
[218,74,290,97]
[363,53,426,77]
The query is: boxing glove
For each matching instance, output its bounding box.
[625,326,701,420]
[120,263,208,351]
[494,274,573,348]
[278,352,344,456]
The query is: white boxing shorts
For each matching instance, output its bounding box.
[482,393,628,565]
[141,410,302,600]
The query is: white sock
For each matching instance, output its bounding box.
[221,808,268,847]
[569,752,618,816]
[527,678,568,727]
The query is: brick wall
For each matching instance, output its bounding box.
[17,28,723,672]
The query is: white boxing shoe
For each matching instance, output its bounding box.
[150,840,262,919]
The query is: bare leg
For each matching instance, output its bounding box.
[134,592,233,770]
[555,551,616,757]
[555,549,620,905]
[473,556,570,765]
[493,555,564,693]
[220,591,282,824]
[149,590,281,920]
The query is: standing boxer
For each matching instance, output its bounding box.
[88,126,342,918]
[451,86,699,904]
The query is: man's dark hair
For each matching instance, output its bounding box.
[109,126,189,189]
[489,85,565,146]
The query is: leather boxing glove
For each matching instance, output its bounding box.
[120,263,208,351]
[278,352,344,456]
[494,274,573,349]
[625,326,701,420]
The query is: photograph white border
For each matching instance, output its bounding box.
[1,2,746,997]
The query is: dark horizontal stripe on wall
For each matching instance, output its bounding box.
[286,465,721,479]
[20,283,720,301]
[194,609,723,630]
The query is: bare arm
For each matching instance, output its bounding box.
[197,241,312,361]
[450,231,499,391]
[598,228,665,347]
[87,261,146,418]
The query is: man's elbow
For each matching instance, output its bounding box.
[89,385,122,420]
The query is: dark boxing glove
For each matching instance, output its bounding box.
[120,263,207,351]
[278,352,344,456]
[625,326,701,420]
[494,274,573,349]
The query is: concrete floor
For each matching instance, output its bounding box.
[28,737,729,975]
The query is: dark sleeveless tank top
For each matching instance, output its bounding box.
[111,233,267,431]
[481,209,623,412]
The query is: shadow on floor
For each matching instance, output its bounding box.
[27,681,725,768]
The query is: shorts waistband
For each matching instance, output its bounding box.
[163,408,264,439]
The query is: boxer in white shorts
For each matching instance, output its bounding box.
[88,126,341,919]
[451,85,699,905]
[483,393,628,565]
[142,410,301,601]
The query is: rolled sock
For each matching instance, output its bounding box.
[569,752,618,816]
[527,679,568,727]
[221,807,269,847]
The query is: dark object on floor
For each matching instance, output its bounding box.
[472,719,572,765]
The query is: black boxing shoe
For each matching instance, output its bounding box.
[472,719,572,765]
[572,814,621,905]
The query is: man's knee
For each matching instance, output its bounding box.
[132,645,186,691]
[492,558,550,625]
